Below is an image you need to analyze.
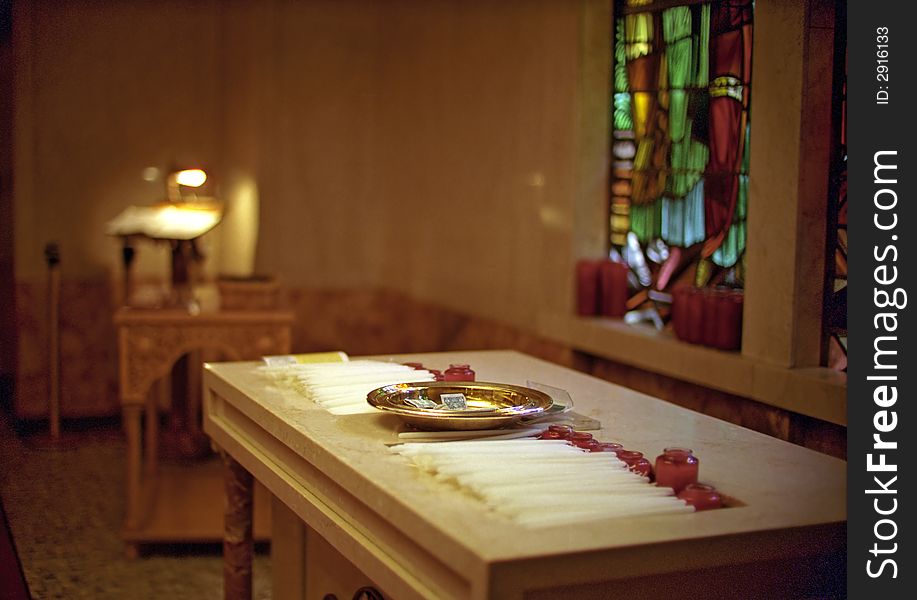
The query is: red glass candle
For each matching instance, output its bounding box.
[654,448,699,492]
[403,362,425,369]
[574,438,600,450]
[591,442,624,453]
[443,364,475,381]
[711,291,728,350]
[598,260,629,318]
[548,424,574,438]
[569,431,593,443]
[575,260,601,316]
[701,289,720,347]
[616,450,653,479]
[719,291,744,351]
[427,369,445,381]
[671,286,689,341]
[677,483,722,511]
[538,430,566,440]
[686,287,704,344]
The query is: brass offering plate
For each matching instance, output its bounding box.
[367,381,554,430]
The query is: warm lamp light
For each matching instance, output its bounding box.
[175,169,207,187]
[106,165,224,311]
[106,167,223,240]
[167,168,209,202]
[106,202,223,240]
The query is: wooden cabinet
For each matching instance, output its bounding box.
[115,307,293,557]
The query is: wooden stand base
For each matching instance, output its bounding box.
[120,457,272,556]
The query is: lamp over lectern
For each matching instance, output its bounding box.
[166,168,208,202]
[106,168,223,312]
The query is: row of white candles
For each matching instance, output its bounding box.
[391,439,694,527]
[259,360,435,415]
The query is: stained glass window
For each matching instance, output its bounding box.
[610,0,753,325]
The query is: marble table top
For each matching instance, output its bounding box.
[204,350,846,573]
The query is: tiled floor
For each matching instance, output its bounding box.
[0,413,271,599]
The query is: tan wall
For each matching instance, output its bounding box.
[242,0,387,289]
[14,0,223,282]
[10,0,592,415]
[14,0,588,300]
[370,0,583,327]
[220,0,587,308]
[11,0,225,415]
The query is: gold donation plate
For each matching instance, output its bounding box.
[367,381,554,431]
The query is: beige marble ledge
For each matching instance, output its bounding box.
[204,350,845,575]
[537,312,847,426]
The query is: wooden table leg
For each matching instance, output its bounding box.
[223,451,254,600]
[122,403,143,558]
[123,404,142,529]
[144,386,159,478]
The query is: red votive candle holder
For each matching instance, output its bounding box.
[654,447,699,492]
[616,450,653,479]
[701,289,721,347]
[403,362,425,369]
[548,424,574,438]
[686,287,704,344]
[443,364,475,381]
[575,259,602,316]
[677,483,722,511]
[671,285,689,341]
[591,442,624,453]
[599,260,629,318]
[718,291,743,351]
[574,438,601,450]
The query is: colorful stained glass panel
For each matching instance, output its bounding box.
[610,0,753,332]
[609,0,753,330]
